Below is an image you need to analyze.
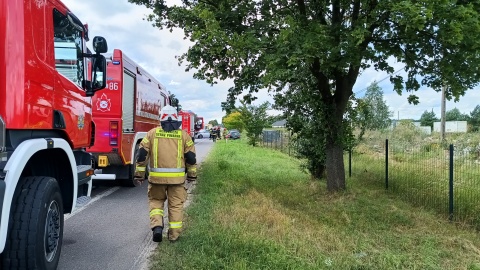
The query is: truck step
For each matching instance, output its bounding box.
[76,196,91,207]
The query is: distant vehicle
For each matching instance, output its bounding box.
[226,130,241,140]
[195,129,211,139]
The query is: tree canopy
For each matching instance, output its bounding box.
[129,0,480,191]
[208,119,219,127]
[355,82,392,140]
[222,111,245,132]
[445,108,469,121]
[362,83,392,130]
[169,93,181,112]
[470,105,480,131]
[420,110,438,128]
[237,101,271,146]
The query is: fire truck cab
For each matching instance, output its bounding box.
[194,117,205,134]
[0,1,108,268]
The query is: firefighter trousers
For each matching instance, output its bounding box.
[148,182,187,241]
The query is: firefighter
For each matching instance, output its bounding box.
[223,128,229,140]
[211,127,217,142]
[134,105,197,243]
[215,127,221,140]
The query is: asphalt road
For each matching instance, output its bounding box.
[57,138,215,270]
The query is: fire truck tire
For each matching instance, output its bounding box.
[1,176,64,270]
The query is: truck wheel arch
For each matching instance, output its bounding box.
[130,132,147,162]
[0,138,78,254]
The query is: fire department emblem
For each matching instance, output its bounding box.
[77,115,85,130]
[96,93,111,112]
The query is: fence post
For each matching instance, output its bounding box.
[277,131,279,150]
[348,148,352,177]
[385,139,389,189]
[449,144,454,221]
[270,132,272,148]
[288,132,291,156]
[281,131,283,152]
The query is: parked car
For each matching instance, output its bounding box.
[195,129,211,139]
[226,130,241,140]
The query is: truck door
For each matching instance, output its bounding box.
[52,8,91,147]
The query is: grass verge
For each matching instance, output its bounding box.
[150,139,480,270]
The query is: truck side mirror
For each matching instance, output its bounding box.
[92,55,106,90]
[92,36,108,54]
[85,54,107,97]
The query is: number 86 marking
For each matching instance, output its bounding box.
[108,82,119,90]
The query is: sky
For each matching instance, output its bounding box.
[64,0,480,123]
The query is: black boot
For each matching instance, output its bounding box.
[152,226,163,242]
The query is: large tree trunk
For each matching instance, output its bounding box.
[325,137,346,191]
[310,61,357,192]
[323,82,351,192]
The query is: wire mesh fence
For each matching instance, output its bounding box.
[260,130,297,156]
[260,129,480,228]
[351,138,480,228]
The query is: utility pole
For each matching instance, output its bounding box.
[440,84,447,141]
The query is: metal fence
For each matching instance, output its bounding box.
[350,139,480,228]
[260,131,480,228]
[260,130,297,156]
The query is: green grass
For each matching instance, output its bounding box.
[150,139,480,270]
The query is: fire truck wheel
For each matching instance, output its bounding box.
[2,176,64,270]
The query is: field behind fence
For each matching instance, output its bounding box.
[261,125,480,229]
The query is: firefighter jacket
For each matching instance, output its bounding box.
[135,127,197,185]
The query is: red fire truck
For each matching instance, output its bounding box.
[179,111,204,141]
[178,110,196,141]
[88,49,170,186]
[0,1,108,268]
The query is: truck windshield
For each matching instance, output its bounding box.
[53,9,84,87]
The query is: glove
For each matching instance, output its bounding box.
[186,176,197,182]
[134,176,145,185]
